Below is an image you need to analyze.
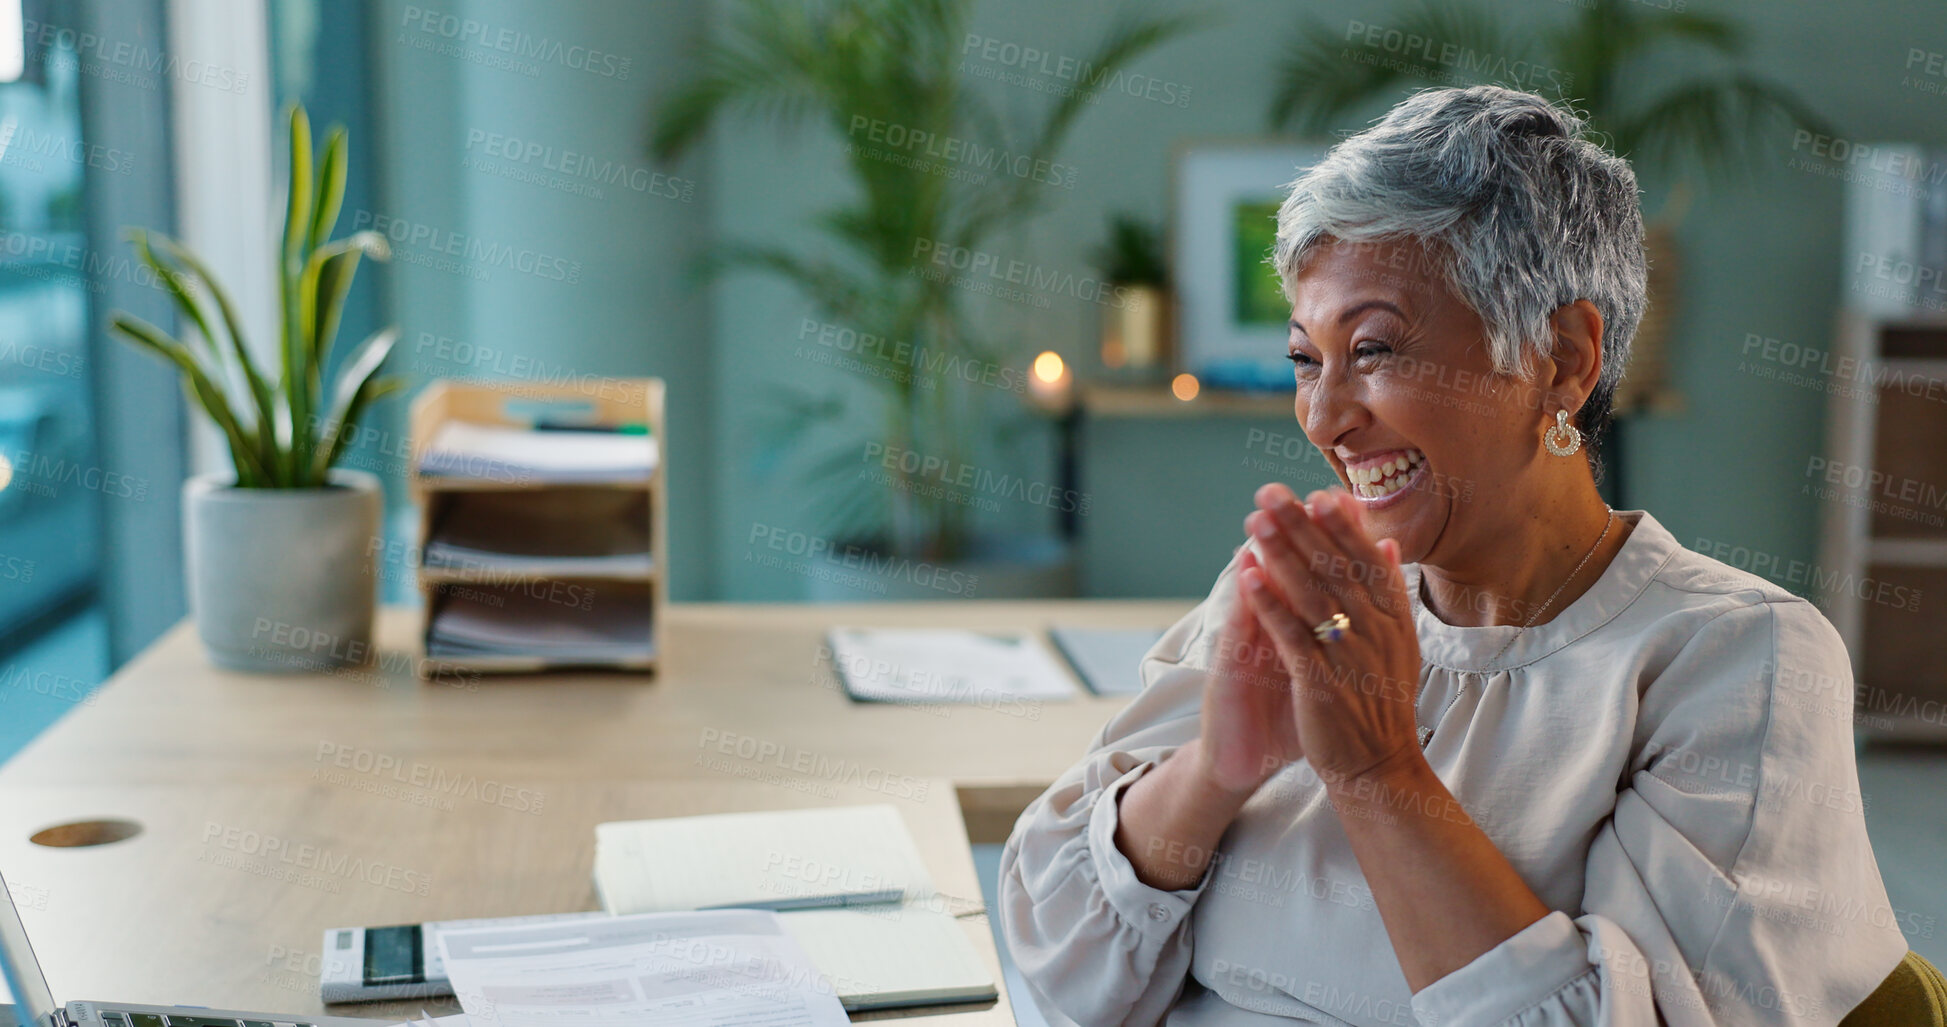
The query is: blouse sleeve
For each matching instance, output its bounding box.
[1410,596,1910,1026]
[997,545,1251,1027]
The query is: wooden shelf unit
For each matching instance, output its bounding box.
[1818,311,1947,742]
[408,378,667,676]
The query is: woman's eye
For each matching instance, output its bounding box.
[1286,351,1316,368]
[1355,342,1392,359]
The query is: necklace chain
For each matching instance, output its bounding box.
[1418,507,1616,748]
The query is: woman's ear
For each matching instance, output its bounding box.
[1545,299,1605,412]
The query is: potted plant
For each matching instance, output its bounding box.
[652,0,1196,594]
[1090,212,1171,373]
[1266,0,1829,420]
[110,104,401,671]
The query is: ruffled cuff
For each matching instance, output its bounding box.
[1085,759,1211,941]
[1409,910,1599,1026]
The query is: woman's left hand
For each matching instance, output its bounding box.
[1239,483,1425,786]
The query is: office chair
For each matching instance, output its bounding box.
[1842,951,1947,1026]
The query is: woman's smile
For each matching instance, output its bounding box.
[1340,446,1426,506]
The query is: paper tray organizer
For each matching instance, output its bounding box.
[408,378,666,675]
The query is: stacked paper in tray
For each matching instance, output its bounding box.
[417,421,658,484]
[424,585,654,664]
[423,489,653,578]
[591,804,997,1011]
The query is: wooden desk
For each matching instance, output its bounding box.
[0,600,1196,1022]
[0,604,1190,839]
[0,779,1001,1022]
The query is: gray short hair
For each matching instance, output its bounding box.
[1272,85,1646,477]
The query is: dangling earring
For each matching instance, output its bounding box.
[1543,408,1583,457]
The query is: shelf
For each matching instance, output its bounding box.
[419,565,659,585]
[409,378,667,676]
[1868,537,1947,567]
[410,474,655,493]
[1072,382,1294,420]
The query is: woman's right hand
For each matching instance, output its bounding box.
[1195,546,1305,797]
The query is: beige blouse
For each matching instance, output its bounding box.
[999,509,1908,1026]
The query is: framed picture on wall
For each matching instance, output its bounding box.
[1172,140,1330,390]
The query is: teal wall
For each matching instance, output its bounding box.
[369,0,719,599]
[363,0,1947,602]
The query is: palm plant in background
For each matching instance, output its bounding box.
[652,0,1196,562]
[110,104,401,489]
[1269,0,1827,176]
[1268,0,1829,425]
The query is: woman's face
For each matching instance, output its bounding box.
[1286,237,1539,564]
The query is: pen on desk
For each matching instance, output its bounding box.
[531,420,650,435]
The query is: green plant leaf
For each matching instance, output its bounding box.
[1268,2,1517,133]
[314,373,405,483]
[111,314,273,485]
[309,327,399,484]
[308,126,348,255]
[1611,72,1832,181]
[281,104,315,483]
[298,231,390,376]
[152,232,282,464]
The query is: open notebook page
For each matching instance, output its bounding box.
[594,804,936,915]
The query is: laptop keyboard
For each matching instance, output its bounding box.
[98,1013,316,1027]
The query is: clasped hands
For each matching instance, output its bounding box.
[1195,483,1426,800]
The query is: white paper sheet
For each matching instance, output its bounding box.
[438,908,850,1027]
[826,627,1078,703]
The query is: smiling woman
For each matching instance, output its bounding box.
[997,86,1909,1026]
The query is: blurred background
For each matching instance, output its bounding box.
[0,0,1943,888]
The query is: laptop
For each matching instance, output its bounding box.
[0,869,381,1027]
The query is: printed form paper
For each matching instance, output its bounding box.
[438,908,850,1027]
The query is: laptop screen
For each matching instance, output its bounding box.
[0,870,57,1027]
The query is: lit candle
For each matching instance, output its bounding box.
[1030,350,1071,406]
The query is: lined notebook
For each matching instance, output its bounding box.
[592,805,996,1010]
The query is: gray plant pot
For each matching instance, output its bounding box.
[183,469,381,672]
